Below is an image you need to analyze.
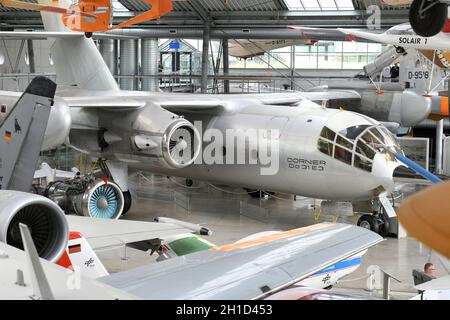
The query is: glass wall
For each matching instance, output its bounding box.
[160,39,386,71]
[229,41,386,70]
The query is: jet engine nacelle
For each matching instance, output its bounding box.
[43,97,72,151]
[0,191,69,262]
[128,106,201,169]
[70,104,201,170]
[364,46,408,78]
[44,178,124,219]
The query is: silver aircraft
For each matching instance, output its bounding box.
[0,1,418,233]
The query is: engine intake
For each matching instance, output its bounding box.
[0,191,68,262]
[162,120,201,169]
[45,177,124,220]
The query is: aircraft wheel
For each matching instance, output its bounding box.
[121,190,132,216]
[409,0,447,37]
[85,32,93,38]
[395,46,405,54]
[378,212,390,238]
[185,179,193,187]
[357,215,379,234]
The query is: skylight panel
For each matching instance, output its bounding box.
[284,0,355,10]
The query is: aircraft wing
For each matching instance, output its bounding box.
[414,275,450,291]
[0,233,138,299]
[62,96,147,109]
[300,90,361,103]
[98,223,383,300]
[0,31,137,40]
[288,26,380,43]
[66,215,192,250]
[337,28,386,43]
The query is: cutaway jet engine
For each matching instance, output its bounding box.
[43,176,124,220]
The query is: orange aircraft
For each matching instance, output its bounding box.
[0,0,173,37]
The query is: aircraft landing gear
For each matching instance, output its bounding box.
[409,0,448,37]
[121,190,132,216]
[395,46,406,54]
[357,214,379,234]
[185,179,193,187]
[357,211,390,237]
[85,32,93,38]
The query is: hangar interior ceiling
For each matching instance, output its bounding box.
[0,0,409,31]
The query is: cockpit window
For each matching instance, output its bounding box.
[369,128,386,145]
[320,126,336,141]
[334,145,352,165]
[336,135,353,150]
[356,140,376,160]
[317,124,401,173]
[354,155,373,172]
[318,139,333,156]
[361,131,380,146]
[339,125,370,140]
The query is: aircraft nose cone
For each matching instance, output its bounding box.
[400,90,431,127]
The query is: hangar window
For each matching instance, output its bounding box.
[320,126,336,142]
[354,155,373,172]
[318,138,333,156]
[334,145,352,165]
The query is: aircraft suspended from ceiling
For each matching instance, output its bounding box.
[0,0,174,37]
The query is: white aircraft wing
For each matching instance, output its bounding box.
[300,90,361,102]
[62,96,147,109]
[66,215,191,250]
[288,26,379,43]
[337,28,387,44]
[0,241,137,300]
[0,31,137,40]
[414,275,450,291]
[98,223,383,300]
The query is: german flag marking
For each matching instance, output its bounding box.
[4,131,11,142]
[68,244,81,254]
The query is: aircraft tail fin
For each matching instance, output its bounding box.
[37,0,119,91]
[0,76,56,192]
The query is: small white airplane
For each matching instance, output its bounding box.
[336,23,450,51]
[289,23,450,70]
[380,0,449,37]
